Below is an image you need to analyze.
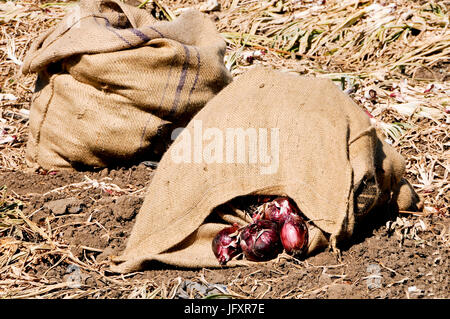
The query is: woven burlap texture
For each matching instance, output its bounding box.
[22,0,232,170]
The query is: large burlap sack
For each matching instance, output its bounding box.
[110,67,422,273]
[22,0,232,170]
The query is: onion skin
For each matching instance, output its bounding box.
[280,214,308,256]
[212,225,241,265]
[240,220,282,261]
[264,197,299,226]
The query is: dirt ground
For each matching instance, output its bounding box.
[1,164,448,299]
[0,0,449,299]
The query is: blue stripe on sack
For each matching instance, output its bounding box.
[93,15,132,47]
[169,44,190,116]
[129,28,151,42]
[186,47,201,105]
[146,26,165,38]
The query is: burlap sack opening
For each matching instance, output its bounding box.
[22,0,232,170]
[109,67,422,273]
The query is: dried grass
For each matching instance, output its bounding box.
[0,0,448,298]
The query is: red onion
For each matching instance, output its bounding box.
[212,225,241,265]
[240,220,282,261]
[280,214,308,256]
[264,197,299,226]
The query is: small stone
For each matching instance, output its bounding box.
[44,197,84,215]
[113,195,143,221]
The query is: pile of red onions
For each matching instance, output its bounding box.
[212,197,309,265]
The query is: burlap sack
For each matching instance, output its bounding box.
[22,0,232,170]
[110,67,422,273]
